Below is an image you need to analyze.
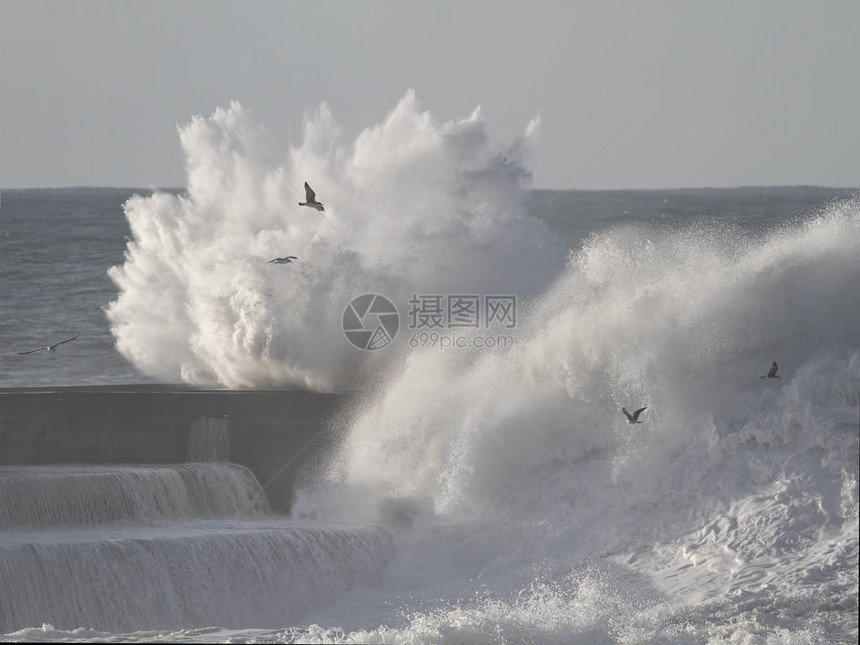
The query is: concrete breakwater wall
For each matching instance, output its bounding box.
[0,386,349,513]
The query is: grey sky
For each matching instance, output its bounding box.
[1,0,857,190]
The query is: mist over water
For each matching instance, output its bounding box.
[3,89,857,641]
[106,91,565,389]
[302,198,860,521]
[289,197,859,642]
[105,88,859,638]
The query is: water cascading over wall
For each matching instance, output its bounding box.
[0,463,394,632]
[187,416,230,462]
[0,463,268,528]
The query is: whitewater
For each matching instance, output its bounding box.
[104,90,562,390]
[2,91,858,643]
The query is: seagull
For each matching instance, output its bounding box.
[268,256,297,264]
[19,335,79,355]
[622,406,647,424]
[761,361,782,380]
[298,182,325,211]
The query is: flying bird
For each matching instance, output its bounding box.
[298,182,325,211]
[269,256,297,264]
[622,406,647,424]
[18,335,79,355]
[761,361,782,379]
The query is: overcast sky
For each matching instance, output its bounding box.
[1,0,857,190]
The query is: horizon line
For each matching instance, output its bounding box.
[2,183,858,193]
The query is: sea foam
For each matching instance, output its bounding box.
[291,198,859,639]
[106,91,565,389]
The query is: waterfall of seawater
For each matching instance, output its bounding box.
[186,416,230,462]
[0,464,268,527]
[0,463,393,632]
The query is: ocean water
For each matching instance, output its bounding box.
[1,93,858,642]
[0,187,163,387]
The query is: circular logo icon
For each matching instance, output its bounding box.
[342,293,399,350]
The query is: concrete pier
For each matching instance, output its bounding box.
[0,385,349,513]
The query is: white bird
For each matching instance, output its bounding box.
[19,335,79,355]
[298,182,325,211]
[622,406,647,424]
[269,256,297,264]
[761,361,782,379]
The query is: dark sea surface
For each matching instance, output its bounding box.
[0,188,174,387]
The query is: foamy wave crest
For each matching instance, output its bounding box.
[106,91,565,389]
[298,198,860,529]
[291,198,858,637]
